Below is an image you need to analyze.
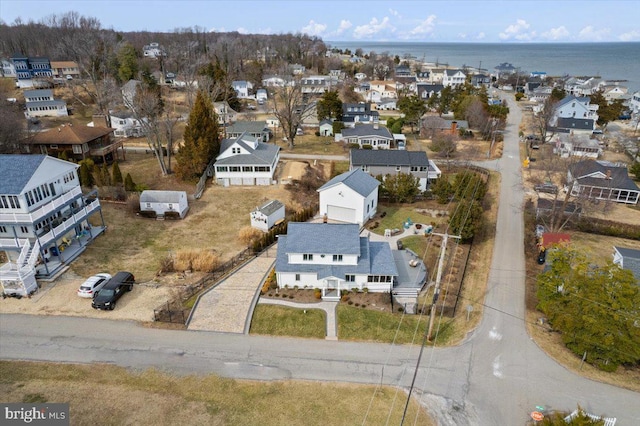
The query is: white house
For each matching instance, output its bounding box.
[226,121,270,142]
[250,200,285,232]
[336,124,394,150]
[442,69,466,87]
[256,88,268,102]
[1,59,16,78]
[629,91,640,114]
[103,112,146,138]
[274,222,398,299]
[214,131,280,186]
[24,89,68,118]
[612,246,640,283]
[213,101,238,125]
[0,155,106,296]
[317,168,379,226]
[319,119,334,137]
[554,95,599,121]
[139,190,189,219]
[232,80,253,98]
[262,75,289,88]
[143,42,166,58]
[552,134,601,159]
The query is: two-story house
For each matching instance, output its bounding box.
[550,95,599,133]
[50,61,80,79]
[342,103,379,128]
[630,91,640,114]
[226,121,270,142]
[275,222,398,299]
[1,59,17,78]
[301,75,333,94]
[11,54,52,88]
[214,131,280,186]
[417,83,444,100]
[26,123,123,164]
[317,168,379,226]
[350,149,440,191]
[213,101,238,125]
[442,69,466,87]
[143,42,166,58]
[493,62,518,80]
[0,155,106,296]
[232,80,253,98]
[24,89,68,118]
[336,124,394,149]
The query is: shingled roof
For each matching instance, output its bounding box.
[28,124,114,145]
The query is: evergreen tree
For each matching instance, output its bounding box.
[124,173,136,191]
[448,199,482,241]
[111,161,123,185]
[101,163,111,186]
[430,176,453,204]
[58,150,69,161]
[397,94,427,133]
[175,90,219,180]
[117,42,139,83]
[79,162,95,187]
[316,90,343,121]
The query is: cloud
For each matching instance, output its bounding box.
[458,33,467,40]
[619,29,640,41]
[301,20,327,37]
[336,19,352,35]
[499,19,536,41]
[410,15,437,37]
[541,26,570,41]
[389,8,401,18]
[353,16,395,39]
[578,25,610,41]
[475,32,486,40]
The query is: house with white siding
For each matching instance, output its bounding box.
[24,89,68,118]
[214,132,280,186]
[139,190,189,219]
[317,168,379,226]
[250,200,285,232]
[336,124,394,149]
[0,155,106,296]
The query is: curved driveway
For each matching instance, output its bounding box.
[1,95,639,425]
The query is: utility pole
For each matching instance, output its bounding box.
[427,232,461,341]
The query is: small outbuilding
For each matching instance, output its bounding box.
[140,190,189,219]
[250,200,285,232]
[319,119,334,136]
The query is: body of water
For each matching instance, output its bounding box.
[329,42,640,93]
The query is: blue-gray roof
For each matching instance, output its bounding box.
[275,224,398,278]
[227,121,268,135]
[341,124,392,139]
[317,168,379,197]
[23,89,53,98]
[216,132,279,166]
[350,149,428,167]
[285,223,361,254]
[555,117,594,131]
[569,160,640,192]
[0,155,47,195]
[614,246,640,283]
[257,199,284,216]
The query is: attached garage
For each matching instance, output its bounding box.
[327,205,356,223]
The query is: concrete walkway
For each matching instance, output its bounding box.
[187,248,276,333]
[258,298,339,340]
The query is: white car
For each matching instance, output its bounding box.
[77,273,112,298]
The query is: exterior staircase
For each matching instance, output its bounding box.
[0,239,40,296]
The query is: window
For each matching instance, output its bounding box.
[217,166,228,172]
[72,145,82,154]
[146,203,151,208]
[168,204,174,210]
[0,226,6,233]
[303,254,313,261]
[362,165,369,172]
[242,166,253,172]
[49,183,56,196]
[20,226,28,234]
[345,274,355,282]
[396,166,401,172]
[229,166,240,172]
[232,147,241,154]
[333,254,343,262]
[295,274,300,281]
[410,166,418,172]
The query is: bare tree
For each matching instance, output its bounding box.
[0,100,25,154]
[270,81,315,149]
[534,96,559,143]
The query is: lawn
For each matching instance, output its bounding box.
[370,203,447,236]
[275,133,348,156]
[0,361,434,426]
[337,306,454,345]
[250,305,326,338]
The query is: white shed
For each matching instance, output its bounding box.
[317,169,379,226]
[140,190,189,219]
[250,200,285,232]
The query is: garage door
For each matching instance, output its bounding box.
[327,205,356,223]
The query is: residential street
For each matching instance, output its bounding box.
[1,95,639,425]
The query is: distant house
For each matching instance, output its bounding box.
[214,131,280,186]
[226,120,270,142]
[23,89,68,118]
[140,190,189,219]
[90,112,145,138]
[442,69,466,87]
[374,98,397,111]
[290,64,306,75]
[26,123,123,164]
[262,75,288,87]
[301,75,332,94]
[250,200,285,232]
[275,223,399,299]
[350,149,440,191]
[232,80,253,98]
[50,61,80,79]
[122,79,141,109]
[630,91,640,114]
[612,246,640,283]
[317,168,379,226]
[420,116,468,137]
[319,119,334,136]
[567,160,640,205]
[342,103,379,128]
[493,62,518,79]
[471,74,491,88]
[1,59,16,78]
[416,83,444,100]
[143,42,166,58]
[336,124,394,150]
[0,155,105,296]
[256,88,268,102]
[368,80,397,99]
[213,101,238,125]
[11,54,52,88]
[552,134,601,158]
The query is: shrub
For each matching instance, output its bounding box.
[127,193,141,214]
[174,249,220,272]
[348,300,353,305]
[288,295,294,299]
[160,254,174,273]
[354,303,360,307]
[164,211,181,220]
[341,295,350,302]
[314,288,322,299]
[238,226,263,246]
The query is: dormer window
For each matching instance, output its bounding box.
[232,147,240,154]
[333,254,343,262]
[303,253,313,261]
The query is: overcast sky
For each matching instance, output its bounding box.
[2,0,639,43]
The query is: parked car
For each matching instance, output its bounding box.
[537,249,547,265]
[91,271,135,310]
[77,273,112,298]
[534,183,558,194]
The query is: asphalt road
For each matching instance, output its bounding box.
[1,94,639,425]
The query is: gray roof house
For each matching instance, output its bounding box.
[552,117,596,134]
[226,120,270,142]
[317,168,380,226]
[567,160,640,205]
[350,149,441,191]
[417,83,444,100]
[250,199,285,232]
[214,131,280,186]
[274,222,399,300]
[336,124,394,149]
[613,246,640,283]
[139,190,189,219]
[319,119,334,136]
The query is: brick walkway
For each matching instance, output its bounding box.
[187,247,276,333]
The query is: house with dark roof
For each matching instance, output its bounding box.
[417,83,444,100]
[471,74,491,88]
[275,223,398,299]
[336,124,393,149]
[317,168,379,226]
[250,200,285,232]
[0,155,106,296]
[549,95,599,133]
[419,116,468,137]
[567,160,640,205]
[26,123,123,164]
[11,53,52,88]
[493,62,517,79]
[342,103,379,127]
[214,131,280,186]
[350,149,440,191]
[442,69,466,87]
[552,117,596,134]
[226,120,270,142]
[612,246,640,283]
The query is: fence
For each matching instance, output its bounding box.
[193,160,216,199]
[152,246,268,324]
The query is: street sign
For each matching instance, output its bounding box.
[531,411,544,422]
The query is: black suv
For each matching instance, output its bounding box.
[91,271,135,310]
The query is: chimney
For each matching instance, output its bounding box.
[606,170,612,180]
[92,114,109,128]
[451,121,458,134]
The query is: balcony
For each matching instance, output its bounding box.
[90,139,124,157]
[0,186,82,224]
[36,198,101,245]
